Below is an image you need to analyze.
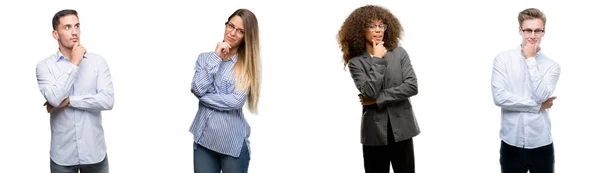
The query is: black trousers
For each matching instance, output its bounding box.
[500,141,554,173]
[50,154,109,173]
[362,118,415,173]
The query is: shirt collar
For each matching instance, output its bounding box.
[55,49,88,62]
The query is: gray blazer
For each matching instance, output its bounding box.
[348,47,420,146]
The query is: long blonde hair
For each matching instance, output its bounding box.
[228,9,261,114]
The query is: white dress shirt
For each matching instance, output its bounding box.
[36,50,114,166]
[491,46,560,149]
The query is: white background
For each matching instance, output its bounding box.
[1,0,598,172]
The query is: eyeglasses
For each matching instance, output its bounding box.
[521,28,545,35]
[225,22,245,37]
[366,24,387,31]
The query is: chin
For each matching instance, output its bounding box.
[61,43,74,49]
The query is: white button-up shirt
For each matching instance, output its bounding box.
[36,50,114,166]
[491,46,560,149]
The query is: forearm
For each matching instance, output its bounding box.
[199,92,247,111]
[192,52,221,97]
[375,51,418,108]
[492,91,540,113]
[349,58,388,99]
[192,70,215,98]
[375,79,418,108]
[527,59,560,103]
[37,63,79,107]
[69,60,114,112]
[69,91,114,111]
[491,57,541,113]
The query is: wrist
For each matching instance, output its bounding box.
[62,97,71,107]
[70,59,81,66]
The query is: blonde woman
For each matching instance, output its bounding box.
[189,9,260,173]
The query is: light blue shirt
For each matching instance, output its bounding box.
[190,52,250,157]
[36,50,114,166]
[491,46,560,149]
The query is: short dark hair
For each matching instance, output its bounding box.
[52,9,78,30]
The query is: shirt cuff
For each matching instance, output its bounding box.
[66,63,79,75]
[532,104,542,113]
[68,94,91,108]
[208,52,224,65]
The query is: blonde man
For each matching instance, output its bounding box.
[491,8,560,173]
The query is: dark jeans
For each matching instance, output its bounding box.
[194,142,250,173]
[362,118,415,173]
[50,155,109,173]
[500,141,554,173]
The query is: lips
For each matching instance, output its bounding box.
[226,36,235,42]
[527,39,538,44]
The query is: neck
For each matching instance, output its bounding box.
[365,43,374,55]
[58,46,72,59]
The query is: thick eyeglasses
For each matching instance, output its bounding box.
[521,28,545,35]
[367,24,387,31]
[225,22,245,36]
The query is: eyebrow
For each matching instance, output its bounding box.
[522,27,543,30]
[229,23,245,30]
[62,23,80,27]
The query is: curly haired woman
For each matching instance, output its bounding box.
[338,5,420,173]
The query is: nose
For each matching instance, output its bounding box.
[374,27,382,33]
[227,29,238,36]
[227,32,236,39]
[71,28,79,35]
[376,25,386,32]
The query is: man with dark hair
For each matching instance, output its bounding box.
[36,9,114,173]
[491,8,560,173]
